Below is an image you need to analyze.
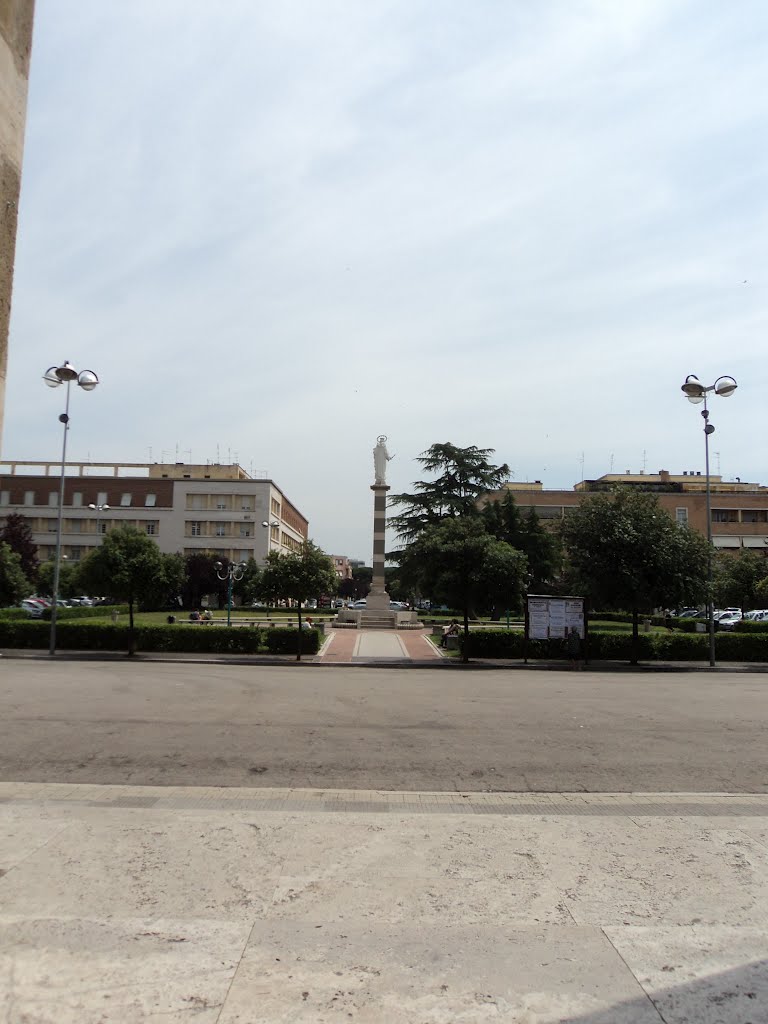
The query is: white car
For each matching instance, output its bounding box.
[20,599,45,618]
[717,612,742,631]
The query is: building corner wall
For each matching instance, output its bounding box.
[0,0,34,457]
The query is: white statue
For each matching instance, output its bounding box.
[373,435,394,485]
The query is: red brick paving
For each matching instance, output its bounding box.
[318,628,443,663]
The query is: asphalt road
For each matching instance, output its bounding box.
[1,660,766,792]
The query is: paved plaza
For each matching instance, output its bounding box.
[1,657,767,1021]
[1,784,768,1022]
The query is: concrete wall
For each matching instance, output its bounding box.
[0,0,33,455]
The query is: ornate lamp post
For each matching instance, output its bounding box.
[44,361,99,655]
[680,374,738,667]
[214,560,246,626]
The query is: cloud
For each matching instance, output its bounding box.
[4,0,767,559]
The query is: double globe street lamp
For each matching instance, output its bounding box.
[214,560,247,626]
[680,374,738,667]
[44,360,99,656]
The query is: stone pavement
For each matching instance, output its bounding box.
[318,627,443,663]
[1,784,767,1022]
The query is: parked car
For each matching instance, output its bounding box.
[389,601,408,610]
[717,612,742,631]
[350,599,367,608]
[677,608,701,618]
[20,599,45,618]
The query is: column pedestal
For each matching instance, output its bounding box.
[366,483,391,611]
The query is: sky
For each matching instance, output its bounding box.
[3,0,767,561]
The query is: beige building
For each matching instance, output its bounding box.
[0,1,35,454]
[0,460,308,564]
[486,469,768,551]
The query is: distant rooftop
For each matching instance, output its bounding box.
[0,460,259,481]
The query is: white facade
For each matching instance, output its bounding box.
[0,461,308,565]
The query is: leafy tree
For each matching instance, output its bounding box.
[0,513,39,584]
[560,490,709,663]
[259,542,338,659]
[78,527,168,653]
[389,443,510,542]
[182,553,228,610]
[233,557,262,605]
[160,552,186,607]
[398,517,527,662]
[482,492,560,590]
[713,550,768,612]
[37,558,81,599]
[0,542,29,607]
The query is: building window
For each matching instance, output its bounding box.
[675,508,688,524]
[97,491,107,506]
[48,521,57,532]
[215,524,226,537]
[120,493,132,506]
[24,490,34,506]
[71,519,82,533]
[188,494,204,510]
[240,526,251,538]
[69,546,83,562]
[270,497,281,517]
[216,497,229,510]
[72,492,83,507]
[712,509,739,523]
[190,522,202,537]
[98,522,107,534]
[48,492,58,507]
[146,522,156,536]
[241,499,252,511]
[238,550,250,562]
[145,493,157,507]
[741,509,768,524]
[0,490,8,506]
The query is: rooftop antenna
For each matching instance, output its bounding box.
[715,451,721,475]
[175,442,179,461]
[609,452,615,473]
[578,451,585,478]
[642,449,647,473]
[184,448,191,463]
[216,443,220,464]
[148,446,153,462]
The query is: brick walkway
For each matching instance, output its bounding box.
[318,628,443,663]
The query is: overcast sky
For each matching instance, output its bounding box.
[3,0,766,560]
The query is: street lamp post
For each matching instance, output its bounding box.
[214,560,246,626]
[681,374,738,667]
[44,361,99,655]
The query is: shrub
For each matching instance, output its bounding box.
[0,607,36,620]
[733,620,768,634]
[265,628,321,655]
[42,603,129,621]
[0,620,266,654]
[650,632,708,661]
[716,632,768,661]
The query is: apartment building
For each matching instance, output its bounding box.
[484,470,768,551]
[0,461,308,564]
[329,555,353,580]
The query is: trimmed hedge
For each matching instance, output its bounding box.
[40,604,129,621]
[0,620,266,654]
[733,620,768,634]
[0,608,37,620]
[460,628,768,662]
[265,628,321,655]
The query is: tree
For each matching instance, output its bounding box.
[182,553,227,610]
[78,527,168,653]
[389,443,510,542]
[259,542,338,659]
[233,557,262,606]
[0,542,29,607]
[0,513,39,584]
[481,492,560,591]
[398,518,527,662]
[713,550,768,612]
[560,490,709,663]
[37,558,81,599]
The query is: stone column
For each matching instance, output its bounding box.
[366,483,390,610]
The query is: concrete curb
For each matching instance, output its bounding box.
[1,648,767,672]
